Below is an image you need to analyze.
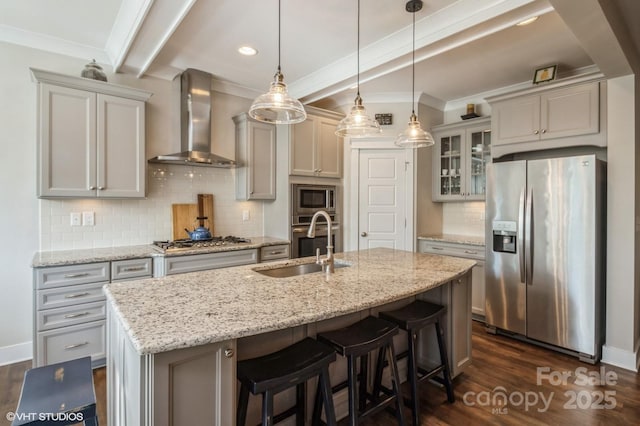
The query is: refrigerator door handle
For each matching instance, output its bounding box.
[525,186,534,285]
[518,187,526,283]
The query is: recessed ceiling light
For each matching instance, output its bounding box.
[238,46,258,56]
[516,16,539,26]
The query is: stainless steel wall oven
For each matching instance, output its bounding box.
[291,184,342,258]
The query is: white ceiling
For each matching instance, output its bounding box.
[1,0,638,108]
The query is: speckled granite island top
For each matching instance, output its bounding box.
[104,247,476,355]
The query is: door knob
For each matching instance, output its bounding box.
[361,232,368,237]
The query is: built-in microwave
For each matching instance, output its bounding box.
[291,184,337,216]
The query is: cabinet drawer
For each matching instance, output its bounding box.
[260,244,290,262]
[163,249,258,275]
[418,240,485,260]
[112,258,152,281]
[35,262,110,289]
[37,281,106,310]
[36,320,106,367]
[37,301,106,331]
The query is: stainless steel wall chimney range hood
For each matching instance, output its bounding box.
[149,68,236,168]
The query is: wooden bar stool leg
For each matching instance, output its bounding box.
[320,366,337,426]
[296,382,305,426]
[372,346,386,402]
[407,330,420,426]
[312,377,324,426]
[237,383,250,426]
[358,354,368,411]
[347,355,359,426]
[387,343,407,426]
[262,390,275,426]
[436,320,455,403]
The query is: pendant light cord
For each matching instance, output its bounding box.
[411,8,416,116]
[357,0,361,97]
[277,0,282,74]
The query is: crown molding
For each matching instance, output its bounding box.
[0,24,109,64]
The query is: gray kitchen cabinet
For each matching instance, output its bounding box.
[418,238,485,319]
[154,249,259,276]
[234,113,276,200]
[432,117,491,201]
[259,244,290,262]
[488,77,607,158]
[31,68,152,198]
[33,258,152,368]
[290,107,343,178]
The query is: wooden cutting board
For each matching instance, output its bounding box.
[172,203,199,240]
[197,194,214,235]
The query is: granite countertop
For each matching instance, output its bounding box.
[418,234,485,247]
[31,237,290,267]
[104,247,476,355]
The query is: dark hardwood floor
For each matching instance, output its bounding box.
[1,321,638,425]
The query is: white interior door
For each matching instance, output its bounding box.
[358,149,408,250]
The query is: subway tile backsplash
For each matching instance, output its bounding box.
[441,201,486,238]
[39,165,264,251]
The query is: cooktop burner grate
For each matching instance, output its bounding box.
[153,236,252,251]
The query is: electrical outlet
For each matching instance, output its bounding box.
[242,210,250,221]
[70,212,81,226]
[82,211,95,226]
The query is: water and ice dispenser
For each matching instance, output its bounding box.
[492,220,517,253]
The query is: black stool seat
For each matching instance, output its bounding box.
[379,300,454,426]
[237,337,337,426]
[12,356,98,426]
[315,316,406,426]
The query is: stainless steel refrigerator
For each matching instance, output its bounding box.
[485,154,606,362]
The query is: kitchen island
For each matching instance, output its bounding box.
[104,247,475,426]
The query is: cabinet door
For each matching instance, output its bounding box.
[97,94,145,198]
[433,131,463,201]
[541,82,599,140]
[451,273,472,376]
[247,120,276,199]
[492,94,540,145]
[316,117,342,178]
[38,84,96,197]
[465,126,491,200]
[290,118,317,176]
[471,261,485,318]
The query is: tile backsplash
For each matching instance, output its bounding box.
[442,202,486,237]
[39,165,264,251]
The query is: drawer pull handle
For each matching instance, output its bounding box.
[65,292,90,299]
[122,267,145,272]
[63,273,90,278]
[431,247,444,250]
[269,251,285,255]
[224,348,234,358]
[464,250,478,254]
[64,312,90,319]
[64,341,89,350]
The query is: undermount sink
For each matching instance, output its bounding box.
[254,262,349,278]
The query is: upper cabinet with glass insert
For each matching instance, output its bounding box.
[432,117,491,202]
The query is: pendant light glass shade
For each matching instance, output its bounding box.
[249,69,306,124]
[395,112,434,148]
[335,94,381,137]
[249,0,306,125]
[335,0,381,137]
[396,0,433,149]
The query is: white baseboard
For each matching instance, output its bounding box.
[601,343,639,372]
[0,341,32,367]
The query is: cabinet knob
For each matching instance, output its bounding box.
[361,232,368,237]
[534,130,540,135]
[98,186,105,190]
[541,129,547,134]
[89,186,96,190]
[224,348,234,358]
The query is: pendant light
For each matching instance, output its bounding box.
[249,0,306,124]
[335,0,381,137]
[395,0,434,148]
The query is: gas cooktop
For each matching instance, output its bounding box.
[153,236,252,252]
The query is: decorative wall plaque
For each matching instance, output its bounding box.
[375,113,393,125]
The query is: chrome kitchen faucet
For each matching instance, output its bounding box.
[307,210,334,274]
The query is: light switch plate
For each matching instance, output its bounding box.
[242,210,250,221]
[70,212,81,226]
[82,211,95,226]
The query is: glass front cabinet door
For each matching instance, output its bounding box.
[432,117,491,201]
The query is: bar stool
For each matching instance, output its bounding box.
[314,316,406,426]
[379,300,455,426]
[236,337,337,426]
[12,356,98,426]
